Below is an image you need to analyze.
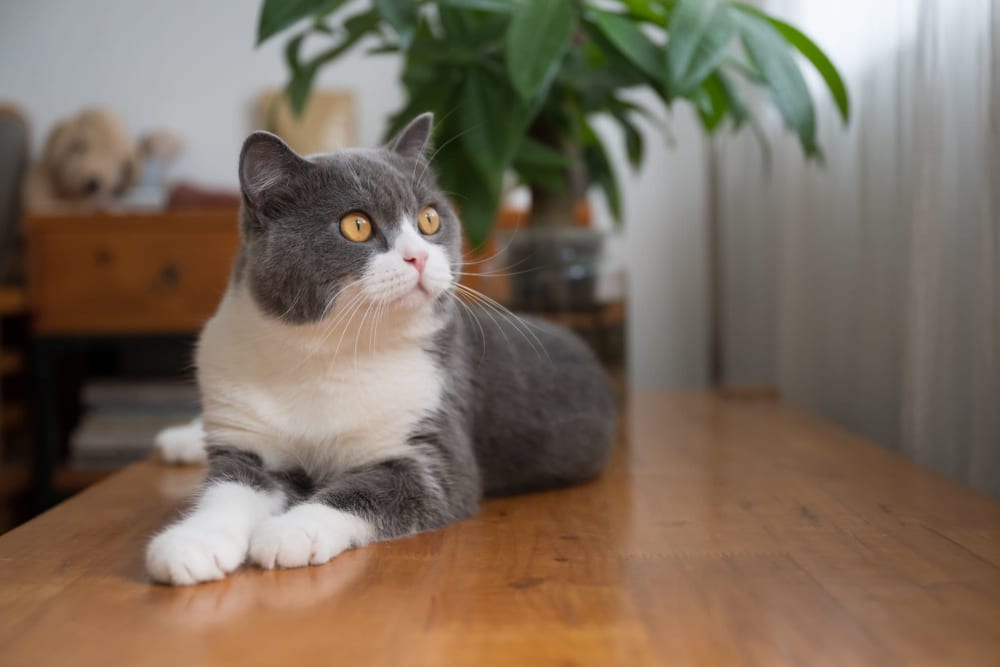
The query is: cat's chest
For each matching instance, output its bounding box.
[278,344,436,418]
[198,294,444,470]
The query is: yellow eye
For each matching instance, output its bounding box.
[418,206,440,235]
[339,211,373,242]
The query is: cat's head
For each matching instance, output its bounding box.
[235,113,461,326]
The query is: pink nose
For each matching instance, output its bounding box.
[403,249,428,275]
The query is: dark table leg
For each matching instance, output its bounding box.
[29,337,59,512]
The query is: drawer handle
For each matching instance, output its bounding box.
[151,262,182,293]
[94,248,113,266]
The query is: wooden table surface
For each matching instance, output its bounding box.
[1,393,999,666]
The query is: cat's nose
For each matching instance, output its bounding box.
[403,249,428,276]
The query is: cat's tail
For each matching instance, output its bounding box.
[155,417,207,465]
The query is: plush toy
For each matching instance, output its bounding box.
[23,107,182,212]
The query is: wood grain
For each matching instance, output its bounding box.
[1,393,998,666]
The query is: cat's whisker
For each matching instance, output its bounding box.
[330,294,369,366]
[461,229,527,268]
[453,283,550,362]
[315,294,367,355]
[413,125,474,189]
[448,292,488,360]
[302,288,368,357]
[284,289,369,375]
[454,266,541,279]
[320,278,364,320]
[369,297,386,356]
[278,283,307,321]
[435,188,468,203]
[352,299,377,383]
[408,109,455,185]
[452,286,513,351]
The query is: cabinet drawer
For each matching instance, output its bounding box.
[30,227,239,335]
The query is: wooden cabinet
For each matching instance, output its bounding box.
[26,210,240,335]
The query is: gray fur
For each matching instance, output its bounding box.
[206,114,615,544]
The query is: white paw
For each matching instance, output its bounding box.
[248,504,372,570]
[146,524,247,586]
[156,418,207,465]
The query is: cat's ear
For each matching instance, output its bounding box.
[388,113,434,160]
[239,131,309,206]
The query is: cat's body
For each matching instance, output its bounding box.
[146,114,615,585]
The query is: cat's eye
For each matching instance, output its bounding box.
[340,211,373,242]
[418,206,441,235]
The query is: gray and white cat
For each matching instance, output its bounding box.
[146,114,615,585]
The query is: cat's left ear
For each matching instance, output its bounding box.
[388,112,434,160]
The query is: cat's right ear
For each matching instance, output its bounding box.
[239,132,308,207]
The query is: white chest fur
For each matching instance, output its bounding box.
[197,287,444,474]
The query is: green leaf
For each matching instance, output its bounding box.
[606,99,644,168]
[513,138,569,192]
[733,11,818,156]
[621,0,668,26]
[257,0,346,45]
[285,10,381,115]
[287,60,321,116]
[441,146,503,248]
[514,137,572,170]
[715,69,747,128]
[586,10,662,81]
[624,122,642,168]
[386,74,459,143]
[366,43,400,55]
[622,116,644,168]
[718,70,773,165]
[733,3,849,122]
[582,121,622,222]
[438,0,517,12]
[374,0,419,50]
[460,67,526,182]
[284,31,308,73]
[665,0,736,96]
[690,73,728,131]
[506,1,575,102]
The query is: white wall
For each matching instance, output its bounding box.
[593,102,710,389]
[0,0,404,188]
[0,0,709,390]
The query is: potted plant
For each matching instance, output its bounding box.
[256,0,846,363]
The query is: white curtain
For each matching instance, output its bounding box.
[718,0,1000,496]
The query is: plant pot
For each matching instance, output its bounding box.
[506,226,604,312]
[479,223,627,393]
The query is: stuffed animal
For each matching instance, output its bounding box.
[23,107,181,212]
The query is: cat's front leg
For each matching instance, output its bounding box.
[146,447,285,585]
[248,456,472,570]
[247,502,373,570]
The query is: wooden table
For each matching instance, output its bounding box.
[1,393,999,666]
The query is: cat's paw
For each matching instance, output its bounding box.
[248,504,372,570]
[155,418,207,465]
[146,524,247,586]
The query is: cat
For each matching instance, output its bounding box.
[145,113,616,585]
